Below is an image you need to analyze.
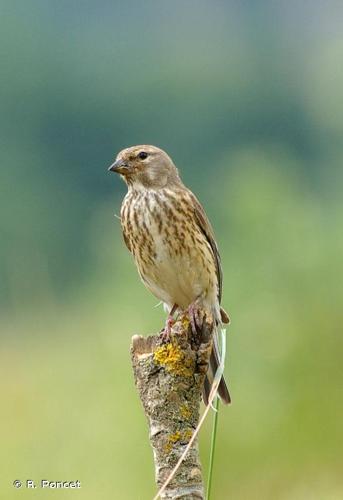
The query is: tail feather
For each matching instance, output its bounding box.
[210,346,231,404]
[202,375,212,406]
[203,305,231,405]
[203,349,231,405]
[203,322,231,405]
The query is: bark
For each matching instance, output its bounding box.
[130,312,213,500]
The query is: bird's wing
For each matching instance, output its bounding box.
[188,191,223,304]
[122,229,132,253]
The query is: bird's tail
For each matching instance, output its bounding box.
[203,308,231,405]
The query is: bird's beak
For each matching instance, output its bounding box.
[108,159,129,174]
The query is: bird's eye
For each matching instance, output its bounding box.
[138,151,148,160]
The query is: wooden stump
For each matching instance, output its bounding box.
[130,312,214,499]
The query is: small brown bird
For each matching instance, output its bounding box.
[109,145,231,404]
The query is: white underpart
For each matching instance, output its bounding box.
[127,188,220,318]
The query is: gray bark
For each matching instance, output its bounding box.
[130,312,213,500]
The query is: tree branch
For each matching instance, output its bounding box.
[130,312,213,500]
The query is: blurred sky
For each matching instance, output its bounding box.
[1,2,343,499]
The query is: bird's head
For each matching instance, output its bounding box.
[108,145,181,190]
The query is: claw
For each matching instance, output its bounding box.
[188,302,204,336]
[160,304,178,342]
[161,316,174,342]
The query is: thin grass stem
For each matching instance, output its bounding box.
[206,396,220,500]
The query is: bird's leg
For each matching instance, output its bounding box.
[188,302,205,336]
[160,303,178,342]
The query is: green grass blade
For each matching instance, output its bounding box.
[206,396,220,500]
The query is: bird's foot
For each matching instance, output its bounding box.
[160,304,178,343]
[160,316,174,342]
[188,302,205,336]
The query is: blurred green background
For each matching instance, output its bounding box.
[1,1,343,499]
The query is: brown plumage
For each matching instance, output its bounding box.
[109,145,231,404]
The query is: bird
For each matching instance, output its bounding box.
[108,145,231,404]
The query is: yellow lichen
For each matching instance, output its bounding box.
[154,342,194,377]
[169,431,182,444]
[164,429,193,453]
[183,429,193,441]
[180,404,192,420]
